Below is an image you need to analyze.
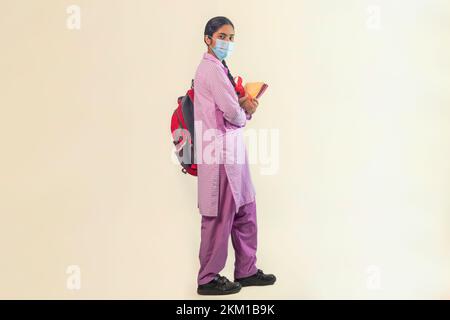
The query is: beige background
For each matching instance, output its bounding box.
[1,0,449,299]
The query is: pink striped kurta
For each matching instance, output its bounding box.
[193,52,256,217]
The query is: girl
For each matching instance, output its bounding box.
[194,16,276,295]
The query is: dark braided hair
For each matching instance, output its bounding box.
[204,16,237,88]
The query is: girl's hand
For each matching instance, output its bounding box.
[243,97,258,115]
[238,93,249,107]
[239,93,258,115]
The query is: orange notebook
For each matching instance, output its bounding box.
[244,82,268,99]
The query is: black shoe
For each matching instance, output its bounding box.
[235,269,276,287]
[197,274,242,295]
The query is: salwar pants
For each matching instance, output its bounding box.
[197,164,258,285]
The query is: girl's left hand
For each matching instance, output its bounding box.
[243,97,258,115]
[238,93,249,106]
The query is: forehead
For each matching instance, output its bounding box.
[213,24,235,36]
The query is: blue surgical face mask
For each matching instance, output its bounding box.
[208,36,234,61]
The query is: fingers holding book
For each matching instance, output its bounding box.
[240,93,258,115]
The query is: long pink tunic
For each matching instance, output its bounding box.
[194,52,256,216]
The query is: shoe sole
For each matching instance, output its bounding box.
[197,286,241,295]
[235,278,276,287]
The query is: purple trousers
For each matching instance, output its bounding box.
[197,164,258,285]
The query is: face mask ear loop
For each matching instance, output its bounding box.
[207,35,214,50]
[207,35,219,59]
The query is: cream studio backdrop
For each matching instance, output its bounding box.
[1,0,450,299]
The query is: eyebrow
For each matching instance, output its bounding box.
[218,32,234,37]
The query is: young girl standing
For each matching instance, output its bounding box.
[193,16,276,295]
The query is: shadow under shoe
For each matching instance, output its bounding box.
[197,274,242,295]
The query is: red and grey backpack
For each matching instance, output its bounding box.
[170,76,245,176]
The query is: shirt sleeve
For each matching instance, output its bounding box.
[207,64,247,127]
